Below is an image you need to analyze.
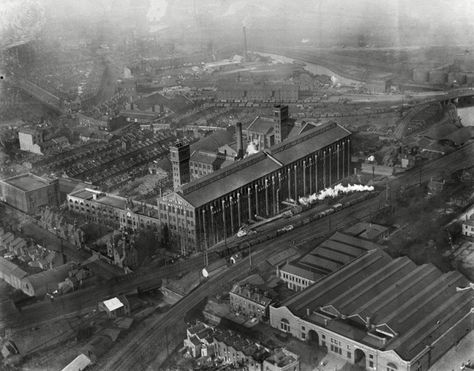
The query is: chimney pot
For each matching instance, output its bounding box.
[236,122,244,160]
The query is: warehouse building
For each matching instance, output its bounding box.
[0,257,28,291]
[158,120,351,252]
[0,173,59,214]
[67,188,161,231]
[278,232,380,291]
[270,249,474,371]
[68,112,351,252]
[22,262,75,297]
[217,82,299,102]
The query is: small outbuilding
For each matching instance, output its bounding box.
[61,353,92,371]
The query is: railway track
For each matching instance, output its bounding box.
[94,143,474,370]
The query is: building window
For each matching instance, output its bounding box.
[347,352,351,359]
[369,361,374,368]
[280,318,290,332]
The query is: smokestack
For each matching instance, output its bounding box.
[243,26,248,62]
[236,122,244,160]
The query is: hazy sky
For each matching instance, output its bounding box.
[1,0,474,49]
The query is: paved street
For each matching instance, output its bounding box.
[93,142,474,370]
[429,330,474,371]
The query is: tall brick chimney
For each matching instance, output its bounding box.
[236,122,244,160]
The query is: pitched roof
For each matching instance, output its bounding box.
[281,232,379,283]
[281,249,474,361]
[245,116,275,136]
[190,129,235,153]
[180,122,350,207]
[190,151,217,165]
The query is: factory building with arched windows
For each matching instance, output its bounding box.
[157,120,351,252]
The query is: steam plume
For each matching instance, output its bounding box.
[298,184,374,206]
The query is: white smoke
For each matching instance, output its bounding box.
[298,184,374,206]
[246,139,259,156]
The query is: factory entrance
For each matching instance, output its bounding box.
[307,330,319,346]
[354,349,366,368]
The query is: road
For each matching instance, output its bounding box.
[94,192,385,371]
[0,252,218,331]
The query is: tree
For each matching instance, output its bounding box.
[135,229,161,265]
[160,224,171,250]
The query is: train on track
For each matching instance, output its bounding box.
[214,190,380,259]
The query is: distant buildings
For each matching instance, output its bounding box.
[217,82,299,102]
[0,173,59,214]
[270,249,474,371]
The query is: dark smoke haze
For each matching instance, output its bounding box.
[1,0,474,50]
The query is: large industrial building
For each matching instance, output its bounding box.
[67,105,351,252]
[67,188,161,231]
[270,249,474,371]
[158,118,351,252]
[278,232,381,291]
[0,173,59,214]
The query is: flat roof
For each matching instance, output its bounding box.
[1,173,52,192]
[98,195,127,209]
[69,189,127,210]
[70,189,96,200]
[180,122,350,207]
[344,222,389,240]
[102,297,124,311]
[281,249,473,361]
[61,354,92,371]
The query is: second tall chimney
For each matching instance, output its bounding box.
[236,122,244,160]
[243,26,248,62]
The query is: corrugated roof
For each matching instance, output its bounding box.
[280,248,474,361]
[0,257,28,279]
[180,122,350,207]
[281,232,380,289]
[23,262,74,296]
